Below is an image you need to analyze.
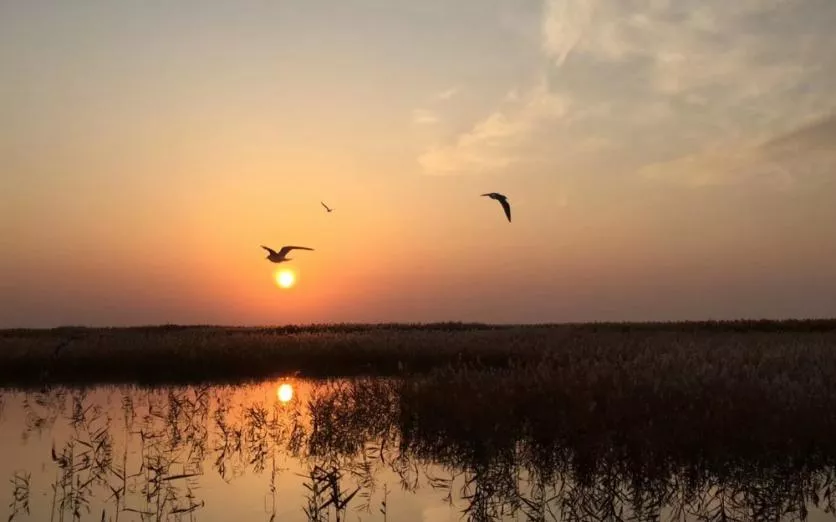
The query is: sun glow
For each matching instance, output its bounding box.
[277,383,294,403]
[275,269,296,289]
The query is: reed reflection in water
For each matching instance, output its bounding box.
[1,377,836,521]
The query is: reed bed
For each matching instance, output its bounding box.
[9,370,836,521]
[0,320,835,388]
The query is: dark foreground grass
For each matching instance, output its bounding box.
[5,320,836,520]
[1,319,836,388]
[13,367,836,521]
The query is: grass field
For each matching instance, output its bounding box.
[1,319,835,388]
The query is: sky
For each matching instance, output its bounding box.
[2,0,836,327]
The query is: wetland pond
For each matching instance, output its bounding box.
[2,376,836,522]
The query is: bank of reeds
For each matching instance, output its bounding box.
[1,320,835,388]
[8,369,836,521]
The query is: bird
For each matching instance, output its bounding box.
[481,192,511,222]
[321,201,334,213]
[260,245,314,263]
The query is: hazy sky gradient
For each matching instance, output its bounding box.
[3,0,836,327]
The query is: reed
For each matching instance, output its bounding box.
[8,370,836,521]
[0,320,835,388]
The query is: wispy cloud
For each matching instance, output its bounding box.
[417,0,836,179]
[639,115,836,190]
[639,144,789,189]
[418,81,569,174]
[569,1,816,101]
[435,87,459,101]
[412,109,439,125]
[541,0,595,66]
[410,87,459,127]
[761,115,836,186]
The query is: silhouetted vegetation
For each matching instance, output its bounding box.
[4,373,836,521]
[1,320,836,388]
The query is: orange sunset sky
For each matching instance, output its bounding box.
[2,0,836,327]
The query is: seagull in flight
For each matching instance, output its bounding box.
[481,192,511,222]
[321,201,334,213]
[260,245,314,263]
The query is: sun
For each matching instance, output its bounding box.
[275,269,296,289]
[277,383,294,403]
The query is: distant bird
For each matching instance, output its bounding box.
[260,245,314,263]
[481,192,511,222]
[321,201,334,213]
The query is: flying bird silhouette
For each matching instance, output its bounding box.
[321,201,334,213]
[260,245,314,263]
[481,192,511,222]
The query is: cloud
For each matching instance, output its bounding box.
[410,88,460,127]
[762,114,836,153]
[541,0,595,66]
[639,144,784,189]
[435,87,459,101]
[418,82,570,175]
[412,109,439,125]
[639,115,836,189]
[417,0,836,179]
[563,0,835,119]
[759,114,836,184]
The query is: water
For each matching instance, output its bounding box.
[1,377,835,521]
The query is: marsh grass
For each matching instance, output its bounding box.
[6,372,836,521]
[8,471,30,520]
[2,320,836,388]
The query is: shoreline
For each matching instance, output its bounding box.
[5,317,836,334]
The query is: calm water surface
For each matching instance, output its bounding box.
[1,378,835,521]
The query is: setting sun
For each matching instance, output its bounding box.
[275,270,296,289]
[277,383,294,403]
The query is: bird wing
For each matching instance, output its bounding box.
[499,198,511,222]
[278,245,315,256]
[260,245,277,255]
